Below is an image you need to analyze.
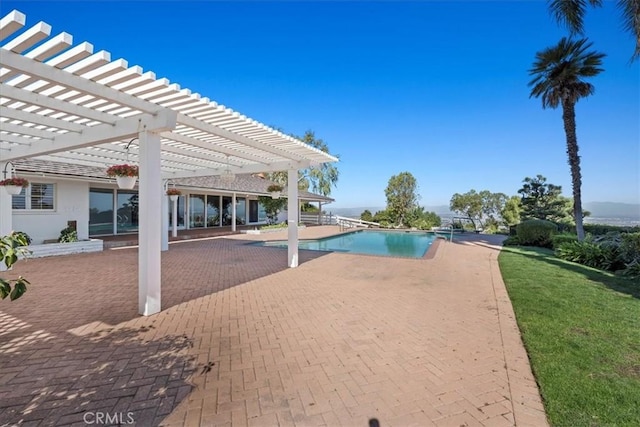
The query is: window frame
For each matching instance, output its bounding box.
[12,182,56,211]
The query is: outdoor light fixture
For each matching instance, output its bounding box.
[220,154,236,183]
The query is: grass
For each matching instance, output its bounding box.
[498,246,640,427]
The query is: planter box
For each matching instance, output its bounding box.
[22,239,104,259]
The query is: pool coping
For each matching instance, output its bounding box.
[246,228,450,260]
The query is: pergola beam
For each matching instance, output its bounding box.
[162,159,314,179]
[1,109,177,161]
[0,106,86,132]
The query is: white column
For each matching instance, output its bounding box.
[172,198,178,237]
[0,162,12,237]
[161,181,169,251]
[231,193,237,232]
[287,169,299,268]
[318,202,322,225]
[138,130,162,316]
[0,162,13,272]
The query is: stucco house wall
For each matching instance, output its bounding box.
[12,179,89,244]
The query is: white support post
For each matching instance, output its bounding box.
[138,130,162,316]
[287,169,299,268]
[318,202,322,225]
[172,198,178,237]
[161,180,169,251]
[0,162,13,272]
[231,193,237,232]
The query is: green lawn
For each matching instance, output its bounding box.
[498,246,640,427]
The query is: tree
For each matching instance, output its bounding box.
[548,0,639,61]
[384,172,419,226]
[449,190,508,230]
[529,38,605,240]
[266,130,339,196]
[405,206,442,230]
[360,210,373,222]
[480,191,508,225]
[372,209,392,227]
[257,196,287,225]
[517,175,567,221]
[501,196,522,226]
[449,190,484,230]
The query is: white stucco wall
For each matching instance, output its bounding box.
[12,179,90,244]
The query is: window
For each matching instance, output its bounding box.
[12,183,55,210]
[89,188,114,235]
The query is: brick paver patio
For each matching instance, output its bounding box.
[0,226,548,426]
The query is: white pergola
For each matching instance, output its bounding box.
[0,10,338,315]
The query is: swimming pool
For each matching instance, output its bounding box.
[253,230,445,258]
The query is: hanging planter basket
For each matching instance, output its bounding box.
[267,184,283,199]
[106,164,138,189]
[116,176,137,190]
[0,177,29,195]
[166,188,181,202]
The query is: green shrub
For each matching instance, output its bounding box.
[619,233,640,278]
[502,236,521,246]
[1,232,31,301]
[620,259,640,279]
[516,219,557,248]
[619,232,640,262]
[584,224,640,235]
[58,227,78,243]
[13,231,31,246]
[556,241,619,271]
[551,233,578,249]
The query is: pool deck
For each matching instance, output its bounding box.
[0,226,548,426]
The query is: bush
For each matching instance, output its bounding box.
[13,231,31,246]
[619,232,640,262]
[620,259,640,279]
[584,224,640,235]
[556,239,622,271]
[556,241,614,270]
[551,233,578,249]
[516,219,557,248]
[58,227,78,243]
[619,233,640,277]
[502,236,521,246]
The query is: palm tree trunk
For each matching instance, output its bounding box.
[561,99,586,241]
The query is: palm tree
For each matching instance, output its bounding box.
[548,0,640,61]
[528,37,605,241]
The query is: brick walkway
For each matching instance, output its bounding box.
[0,227,548,426]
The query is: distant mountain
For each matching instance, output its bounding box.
[584,202,640,218]
[329,202,640,222]
[328,207,385,218]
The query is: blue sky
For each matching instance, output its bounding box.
[2,1,639,208]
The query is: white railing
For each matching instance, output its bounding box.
[335,215,380,230]
[431,221,454,241]
[300,212,336,225]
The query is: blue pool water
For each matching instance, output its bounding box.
[254,230,443,258]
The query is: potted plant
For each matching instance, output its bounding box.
[0,177,29,195]
[267,184,283,199]
[166,187,182,202]
[106,164,139,189]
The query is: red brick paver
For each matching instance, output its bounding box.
[0,227,547,426]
